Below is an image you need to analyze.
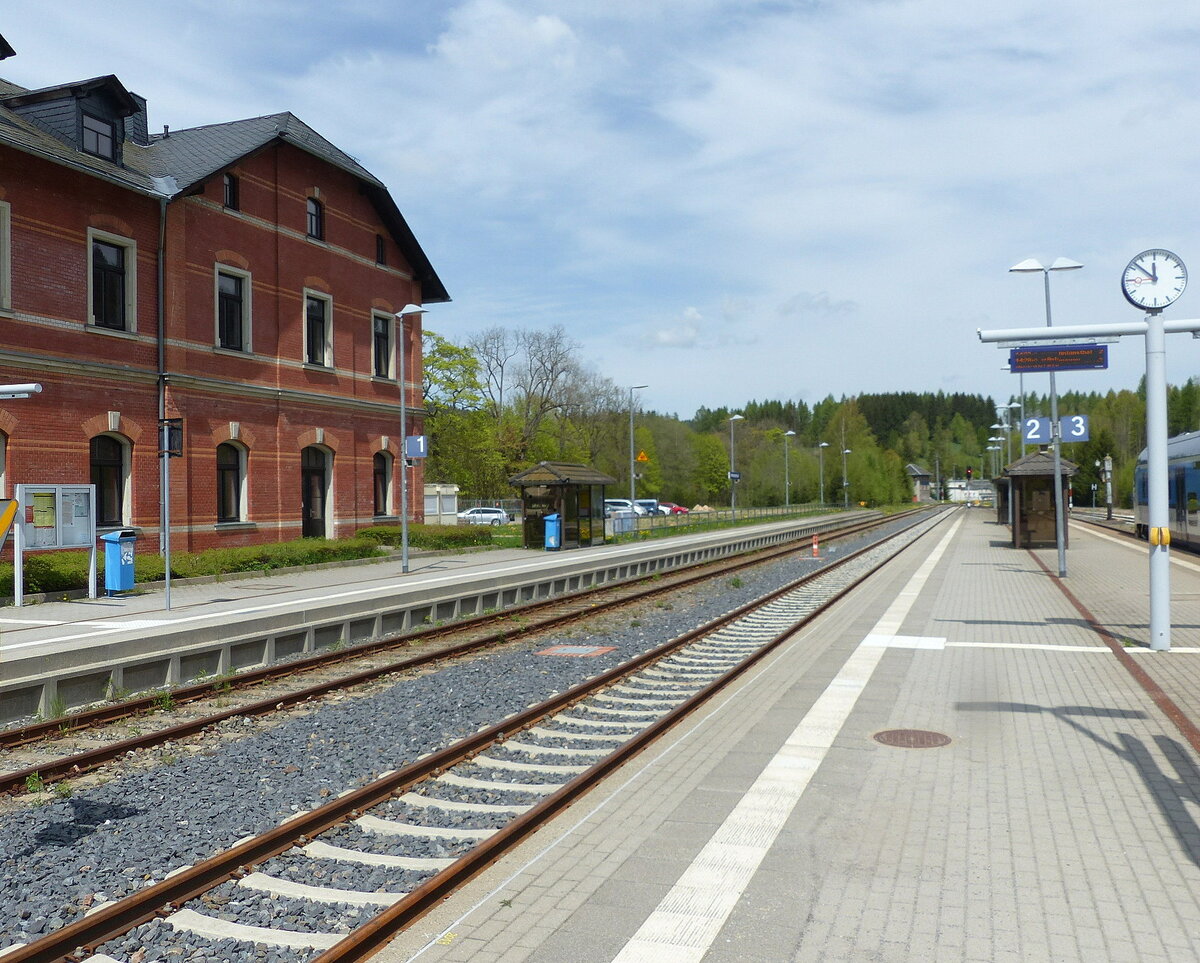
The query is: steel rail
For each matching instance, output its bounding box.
[1,512,889,752]
[1,514,913,794]
[2,509,944,962]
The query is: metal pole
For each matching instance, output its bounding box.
[1044,269,1067,578]
[628,385,647,506]
[730,417,737,521]
[161,423,172,611]
[1104,454,1113,521]
[783,431,794,510]
[399,314,409,574]
[1145,309,1171,650]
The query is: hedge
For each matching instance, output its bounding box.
[0,525,496,599]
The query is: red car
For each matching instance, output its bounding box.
[657,502,689,515]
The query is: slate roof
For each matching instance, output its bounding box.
[509,462,619,486]
[1003,450,1078,477]
[0,34,15,61]
[906,463,930,478]
[0,71,448,301]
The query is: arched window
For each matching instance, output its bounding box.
[216,442,246,522]
[373,451,392,517]
[90,434,128,527]
[306,197,324,239]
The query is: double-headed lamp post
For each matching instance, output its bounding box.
[729,414,744,520]
[841,448,851,509]
[395,304,428,574]
[818,441,829,507]
[629,384,648,505]
[783,430,796,510]
[1010,256,1082,577]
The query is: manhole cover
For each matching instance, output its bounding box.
[873,729,951,749]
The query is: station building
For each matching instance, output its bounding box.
[0,37,448,552]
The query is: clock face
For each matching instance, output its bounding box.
[1122,249,1187,309]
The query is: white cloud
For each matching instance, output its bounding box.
[5,0,1200,415]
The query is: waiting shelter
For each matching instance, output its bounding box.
[1001,450,1077,549]
[508,461,617,549]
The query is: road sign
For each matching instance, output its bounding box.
[1009,344,1108,373]
[404,435,428,458]
[636,450,649,463]
[728,471,741,482]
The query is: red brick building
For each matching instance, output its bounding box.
[0,39,448,552]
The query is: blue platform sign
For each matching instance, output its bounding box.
[404,435,428,458]
[1023,415,1089,443]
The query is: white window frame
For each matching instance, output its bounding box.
[303,288,333,367]
[0,200,10,312]
[214,264,253,352]
[87,228,137,332]
[216,441,249,523]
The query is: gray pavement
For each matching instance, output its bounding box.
[375,508,1200,963]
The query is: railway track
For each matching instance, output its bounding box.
[0,512,916,797]
[0,507,952,962]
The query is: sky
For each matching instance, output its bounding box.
[4,0,1200,420]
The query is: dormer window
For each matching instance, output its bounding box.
[82,113,115,159]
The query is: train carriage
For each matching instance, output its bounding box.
[1133,430,1200,547]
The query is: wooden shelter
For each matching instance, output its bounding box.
[1001,450,1078,548]
[507,461,617,549]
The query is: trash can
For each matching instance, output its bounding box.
[99,529,137,596]
[544,513,561,551]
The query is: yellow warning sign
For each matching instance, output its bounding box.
[0,499,16,554]
[636,450,649,462]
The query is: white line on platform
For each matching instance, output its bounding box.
[609,515,963,963]
[1076,523,1200,573]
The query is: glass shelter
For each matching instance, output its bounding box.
[508,461,616,549]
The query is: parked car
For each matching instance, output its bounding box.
[457,506,511,526]
[657,501,689,514]
[634,499,660,515]
[603,498,647,516]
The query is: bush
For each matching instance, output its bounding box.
[357,524,494,550]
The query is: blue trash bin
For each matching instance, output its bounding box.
[99,529,138,596]
[544,513,561,551]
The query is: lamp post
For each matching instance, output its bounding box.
[783,430,795,510]
[818,441,829,507]
[628,384,648,506]
[1010,256,1082,577]
[729,414,744,520]
[395,304,427,574]
[841,448,851,509]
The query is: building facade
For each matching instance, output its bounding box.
[0,40,448,552]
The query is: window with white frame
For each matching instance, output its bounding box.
[87,229,137,332]
[216,442,248,522]
[373,450,393,516]
[304,291,332,367]
[215,265,252,351]
[0,200,10,311]
[90,433,130,526]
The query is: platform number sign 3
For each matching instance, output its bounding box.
[1022,415,1088,443]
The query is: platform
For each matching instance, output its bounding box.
[0,511,872,724]
[375,508,1200,962]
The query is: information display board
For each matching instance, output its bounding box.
[1009,344,1108,373]
[16,484,95,549]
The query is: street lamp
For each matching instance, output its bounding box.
[729,414,744,520]
[841,448,851,509]
[628,385,648,506]
[1010,256,1082,577]
[818,442,830,507]
[783,430,796,510]
[395,303,428,574]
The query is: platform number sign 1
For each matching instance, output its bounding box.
[1022,415,1088,444]
[404,435,428,458]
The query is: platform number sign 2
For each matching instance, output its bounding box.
[1022,415,1089,444]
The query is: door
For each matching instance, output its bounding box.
[301,446,328,538]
